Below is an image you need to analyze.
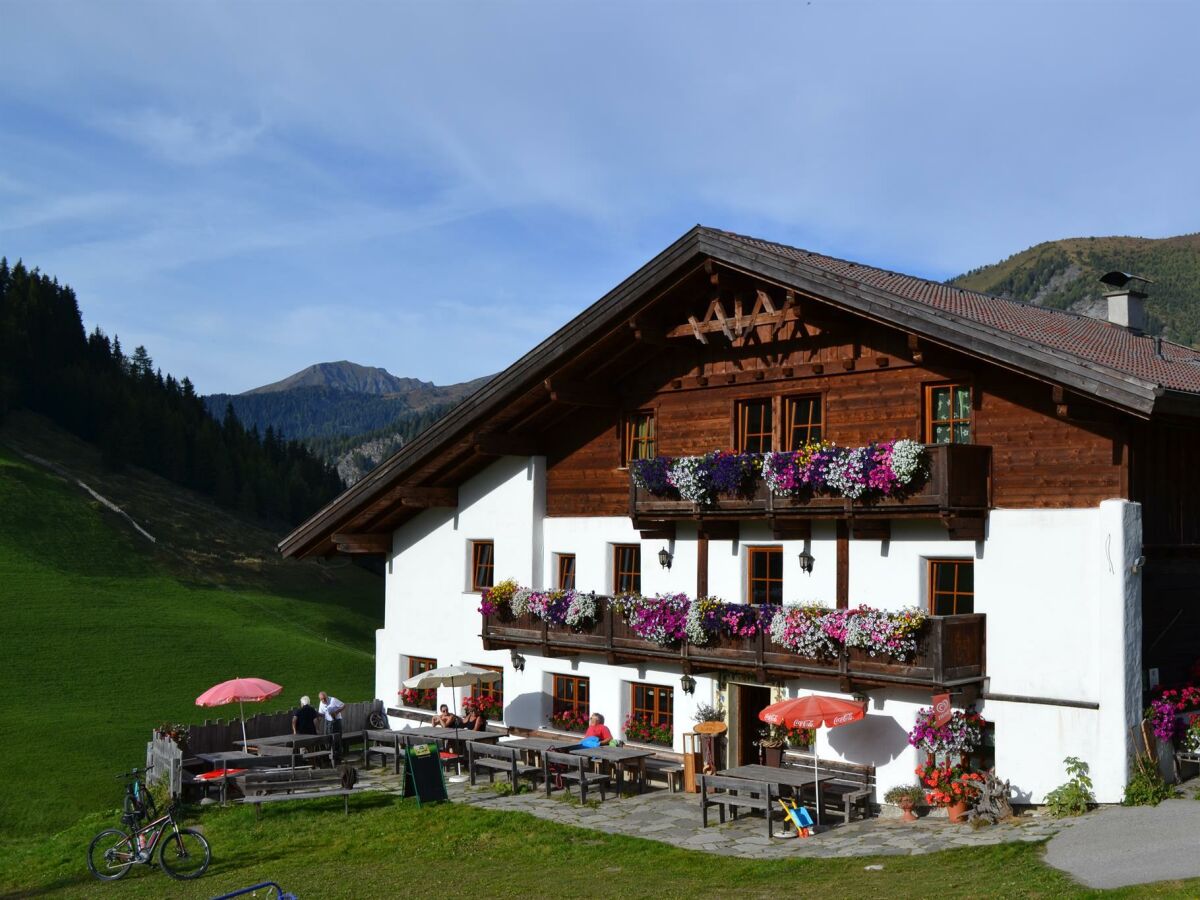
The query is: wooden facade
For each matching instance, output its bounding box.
[544,301,1125,518]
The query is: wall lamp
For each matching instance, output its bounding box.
[680,673,697,695]
[510,649,526,672]
[658,546,673,570]
[798,549,815,575]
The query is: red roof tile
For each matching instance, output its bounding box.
[719,230,1200,394]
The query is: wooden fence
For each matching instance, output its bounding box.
[184,699,383,754]
[146,734,184,798]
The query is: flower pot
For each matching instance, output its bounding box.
[898,797,918,822]
[761,746,784,767]
[946,799,969,824]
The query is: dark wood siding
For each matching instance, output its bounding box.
[546,312,1123,516]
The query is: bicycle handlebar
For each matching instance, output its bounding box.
[115,766,153,780]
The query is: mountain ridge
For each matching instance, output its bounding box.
[949,233,1200,345]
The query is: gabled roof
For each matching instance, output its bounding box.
[718,230,1200,393]
[280,225,1200,559]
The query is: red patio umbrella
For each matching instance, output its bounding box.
[196,677,284,749]
[759,694,865,825]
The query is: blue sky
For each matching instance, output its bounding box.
[2,1,1198,394]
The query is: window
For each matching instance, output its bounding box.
[552,674,589,723]
[784,395,823,449]
[928,559,974,615]
[747,546,783,605]
[405,656,438,710]
[613,544,641,594]
[470,540,494,592]
[926,384,972,444]
[624,410,656,464]
[735,398,773,453]
[467,663,503,718]
[557,553,576,590]
[628,682,674,746]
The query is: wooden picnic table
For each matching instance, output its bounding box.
[500,737,573,766]
[719,764,837,823]
[571,746,657,794]
[195,750,261,767]
[234,734,330,751]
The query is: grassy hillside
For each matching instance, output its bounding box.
[0,414,381,835]
[951,233,1200,345]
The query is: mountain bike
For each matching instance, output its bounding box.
[119,766,158,825]
[87,770,211,881]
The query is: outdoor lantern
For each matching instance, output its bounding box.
[510,649,526,672]
[658,546,673,570]
[798,548,815,574]
[680,673,697,695]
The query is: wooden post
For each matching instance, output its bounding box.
[836,521,849,609]
[697,535,709,598]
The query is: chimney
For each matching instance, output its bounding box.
[1099,271,1153,334]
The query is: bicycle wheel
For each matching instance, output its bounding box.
[87,829,135,881]
[158,827,211,880]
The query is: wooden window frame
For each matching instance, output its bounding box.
[556,553,576,590]
[927,558,974,615]
[924,382,974,445]
[782,393,825,450]
[734,397,775,453]
[406,656,438,710]
[552,674,589,717]
[629,682,674,742]
[467,663,504,712]
[746,545,784,605]
[622,409,657,467]
[612,544,641,595]
[469,540,494,593]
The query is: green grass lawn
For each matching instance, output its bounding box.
[2,794,1200,899]
[0,438,380,836]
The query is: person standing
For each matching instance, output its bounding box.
[318,691,345,762]
[292,695,319,735]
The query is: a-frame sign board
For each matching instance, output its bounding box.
[403,741,449,806]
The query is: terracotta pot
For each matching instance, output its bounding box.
[898,797,918,822]
[946,799,969,824]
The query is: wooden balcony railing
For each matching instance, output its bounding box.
[482,602,986,691]
[629,443,992,523]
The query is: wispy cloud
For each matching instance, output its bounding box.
[98,109,268,165]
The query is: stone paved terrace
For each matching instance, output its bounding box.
[364,771,1064,860]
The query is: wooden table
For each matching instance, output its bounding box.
[719,764,836,823]
[571,746,657,794]
[501,737,572,766]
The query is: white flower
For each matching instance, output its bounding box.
[890,439,926,484]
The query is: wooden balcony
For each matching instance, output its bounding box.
[629,443,992,539]
[482,603,986,691]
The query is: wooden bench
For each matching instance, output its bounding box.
[543,750,610,802]
[364,730,422,774]
[644,755,685,793]
[785,754,876,824]
[240,768,370,817]
[466,741,539,788]
[698,774,776,838]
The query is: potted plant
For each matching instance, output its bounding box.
[916,759,984,823]
[759,726,786,767]
[883,784,925,822]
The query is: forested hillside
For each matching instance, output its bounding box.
[951,234,1200,345]
[0,258,344,524]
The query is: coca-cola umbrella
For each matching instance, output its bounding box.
[196,677,284,750]
[759,693,866,825]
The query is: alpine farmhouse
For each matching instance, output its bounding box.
[281,227,1200,803]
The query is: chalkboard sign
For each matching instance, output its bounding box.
[403,742,448,805]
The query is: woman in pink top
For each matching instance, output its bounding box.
[583,713,612,743]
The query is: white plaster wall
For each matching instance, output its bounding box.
[375,455,1142,801]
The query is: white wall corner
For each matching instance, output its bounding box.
[1093,498,1143,801]
[530,456,547,591]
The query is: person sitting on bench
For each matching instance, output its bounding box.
[434,704,463,728]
